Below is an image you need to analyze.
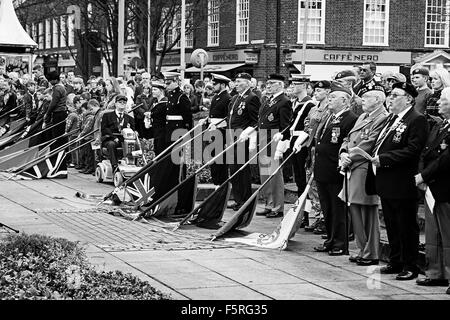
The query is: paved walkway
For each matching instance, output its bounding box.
[0,170,449,300]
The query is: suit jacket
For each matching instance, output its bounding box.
[314,109,358,184]
[228,88,260,130]
[374,107,429,199]
[339,106,388,204]
[258,93,293,140]
[101,111,135,143]
[420,120,450,202]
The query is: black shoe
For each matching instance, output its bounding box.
[396,270,418,281]
[305,218,321,232]
[80,168,90,173]
[266,211,283,218]
[328,248,345,256]
[84,169,95,174]
[349,233,355,241]
[77,167,87,172]
[321,234,328,240]
[349,255,361,263]
[416,278,449,287]
[313,225,327,235]
[75,165,84,170]
[313,245,330,253]
[379,264,403,274]
[356,259,379,266]
[256,209,271,216]
[227,202,241,211]
[227,202,238,209]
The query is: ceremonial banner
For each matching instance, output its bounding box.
[189,182,232,229]
[0,137,29,158]
[16,150,67,179]
[224,181,311,250]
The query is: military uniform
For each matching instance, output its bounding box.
[208,88,231,185]
[353,77,383,98]
[165,86,192,145]
[149,97,168,156]
[228,79,260,209]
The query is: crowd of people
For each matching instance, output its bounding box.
[1,60,449,295]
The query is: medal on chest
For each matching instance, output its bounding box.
[237,102,245,116]
[268,113,274,122]
[331,127,340,144]
[440,138,448,151]
[392,123,407,144]
[360,128,370,140]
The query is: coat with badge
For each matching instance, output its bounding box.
[339,106,388,205]
[228,88,259,131]
[314,110,358,184]
[258,93,293,155]
[419,120,450,202]
[374,108,428,199]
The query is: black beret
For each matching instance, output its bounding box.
[334,70,357,80]
[392,82,418,98]
[235,73,252,81]
[313,80,331,90]
[330,82,352,96]
[411,67,430,77]
[267,73,285,82]
[115,94,128,102]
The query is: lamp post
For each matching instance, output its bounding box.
[147,0,151,74]
[117,0,125,77]
[180,0,186,82]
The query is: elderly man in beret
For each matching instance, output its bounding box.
[303,80,331,234]
[369,82,429,280]
[227,72,260,211]
[339,84,389,265]
[313,82,358,255]
[256,74,293,218]
[411,67,432,115]
[334,70,363,116]
[414,87,450,292]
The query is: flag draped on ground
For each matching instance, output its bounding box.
[15,149,67,179]
[223,177,313,250]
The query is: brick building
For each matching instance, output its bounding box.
[163,0,450,82]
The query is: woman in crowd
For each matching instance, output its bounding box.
[427,67,450,117]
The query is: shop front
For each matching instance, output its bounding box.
[284,49,412,81]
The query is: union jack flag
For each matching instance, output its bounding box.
[17,150,67,180]
[125,173,155,206]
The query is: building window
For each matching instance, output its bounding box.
[45,19,51,49]
[127,3,136,41]
[363,0,389,46]
[32,23,37,42]
[208,0,220,47]
[68,13,75,46]
[236,0,249,44]
[174,4,193,49]
[26,24,31,36]
[297,0,326,44]
[425,0,450,47]
[38,22,44,49]
[52,18,59,48]
[60,15,67,47]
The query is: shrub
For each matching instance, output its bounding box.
[0,233,171,300]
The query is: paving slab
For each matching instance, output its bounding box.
[218,268,306,286]
[248,283,350,300]
[178,286,272,300]
[314,279,410,298]
[152,271,240,290]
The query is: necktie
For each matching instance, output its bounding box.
[439,119,449,133]
[373,114,398,154]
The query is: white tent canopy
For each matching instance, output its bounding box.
[0,0,37,48]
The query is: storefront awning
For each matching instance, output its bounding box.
[160,66,178,73]
[185,63,246,73]
[294,64,399,81]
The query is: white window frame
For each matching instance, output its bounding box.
[38,21,44,49]
[425,0,450,48]
[60,15,67,48]
[207,0,220,47]
[45,19,51,49]
[52,18,59,48]
[297,0,326,45]
[363,0,390,46]
[32,23,37,42]
[236,0,249,45]
[68,13,75,46]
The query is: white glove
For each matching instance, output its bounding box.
[249,131,257,152]
[198,118,208,126]
[273,132,283,143]
[293,131,309,153]
[208,123,217,132]
[144,117,152,129]
[238,127,255,142]
[274,140,290,160]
